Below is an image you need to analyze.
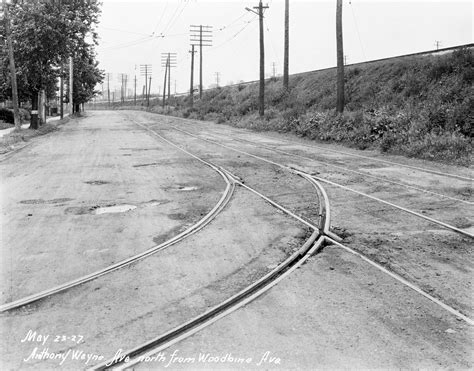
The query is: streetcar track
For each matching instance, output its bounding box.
[254,135,473,182]
[164,124,473,239]
[223,134,472,205]
[91,233,326,370]
[88,119,472,370]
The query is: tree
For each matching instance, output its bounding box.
[71,43,104,113]
[0,0,103,128]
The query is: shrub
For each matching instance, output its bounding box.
[0,108,14,124]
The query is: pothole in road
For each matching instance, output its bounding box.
[65,204,137,215]
[85,180,110,185]
[133,162,160,168]
[20,198,73,205]
[92,204,137,215]
[177,186,198,191]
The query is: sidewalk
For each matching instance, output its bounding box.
[0,114,68,138]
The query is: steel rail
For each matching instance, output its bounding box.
[0,136,237,313]
[275,138,474,182]
[91,234,325,370]
[133,119,332,236]
[326,237,474,326]
[152,114,472,182]
[226,135,472,205]
[168,125,474,239]
[310,175,474,239]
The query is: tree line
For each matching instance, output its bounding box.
[0,0,104,128]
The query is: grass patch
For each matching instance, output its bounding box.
[0,117,69,155]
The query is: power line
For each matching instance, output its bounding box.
[100,26,152,37]
[162,0,189,36]
[209,15,258,51]
[152,1,169,35]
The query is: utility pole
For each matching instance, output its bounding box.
[272,62,276,78]
[435,40,441,50]
[148,76,152,106]
[69,56,73,115]
[189,44,196,107]
[215,72,220,87]
[190,25,213,99]
[283,0,289,90]
[60,65,64,119]
[107,73,111,107]
[124,75,128,101]
[3,0,20,130]
[161,53,177,105]
[118,74,125,103]
[162,57,168,109]
[336,0,344,113]
[247,1,268,117]
[134,75,137,105]
[167,58,171,101]
[140,64,152,106]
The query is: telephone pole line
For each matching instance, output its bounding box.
[336,0,345,113]
[2,0,20,130]
[190,25,213,99]
[247,1,268,117]
[189,44,196,107]
[215,72,220,87]
[283,0,289,89]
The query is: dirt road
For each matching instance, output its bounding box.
[0,111,472,369]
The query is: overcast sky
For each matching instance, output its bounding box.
[96,0,473,96]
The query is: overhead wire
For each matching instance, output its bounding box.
[209,14,258,51]
[152,1,169,36]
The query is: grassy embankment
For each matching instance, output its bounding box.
[121,47,473,165]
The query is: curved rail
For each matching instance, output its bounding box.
[168,125,474,239]
[91,234,325,370]
[0,138,236,313]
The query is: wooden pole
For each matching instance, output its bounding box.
[162,58,168,109]
[336,0,345,113]
[283,0,289,90]
[3,0,21,130]
[254,1,268,117]
[167,54,171,101]
[189,45,195,107]
[69,56,73,115]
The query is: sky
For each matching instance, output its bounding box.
[95,0,473,97]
